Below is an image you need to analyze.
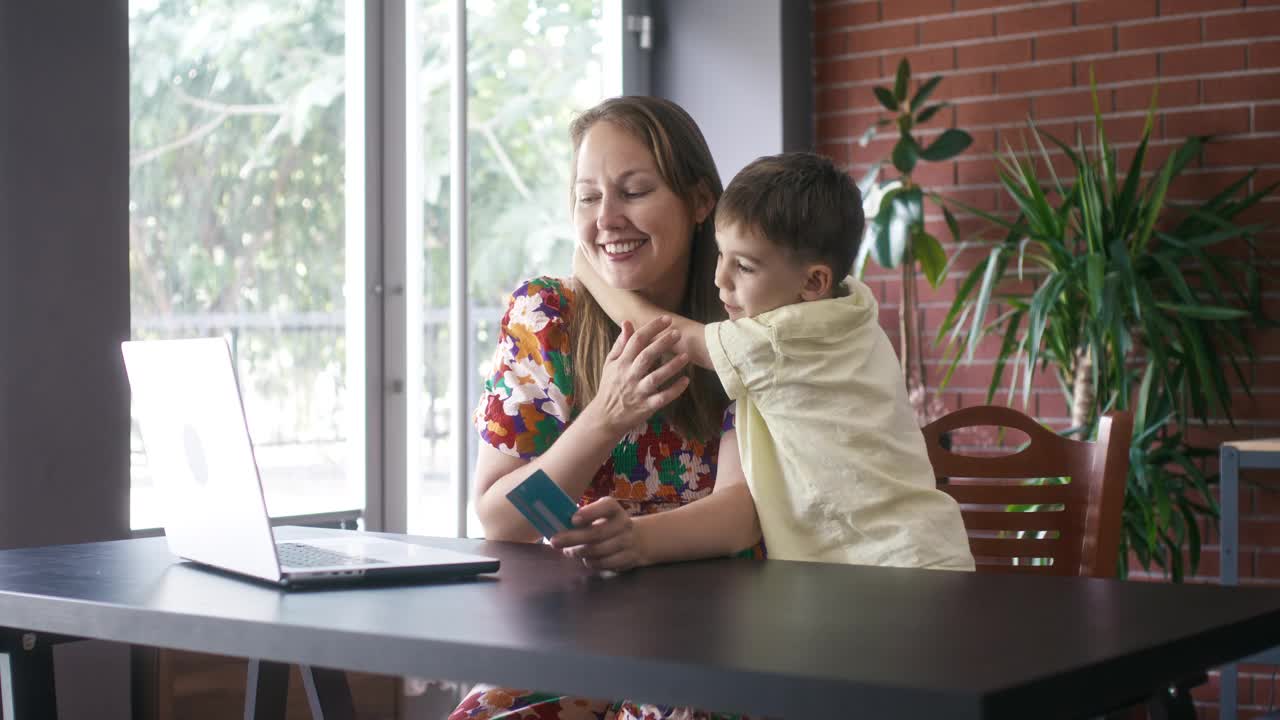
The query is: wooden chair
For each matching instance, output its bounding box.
[921,404,1134,578]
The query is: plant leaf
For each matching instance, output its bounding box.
[943,205,961,244]
[916,103,947,124]
[856,123,879,148]
[1086,254,1105,318]
[893,58,910,103]
[892,136,920,175]
[1029,117,1067,198]
[874,86,898,112]
[898,186,925,225]
[1155,303,1250,320]
[911,75,942,112]
[914,229,948,288]
[986,309,1025,403]
[966,245,1005,362]
[1114,130,1150,237]
[920,129,973,162]
[858,163,883,193]
[1088,67,1116,205]
[1135,137,1203,252]
[853,222,874,279]
[870,186,906,268]
[937,254,988,345]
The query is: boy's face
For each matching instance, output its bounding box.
[713,220,823,321]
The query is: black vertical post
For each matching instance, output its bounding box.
[0,630,58,720]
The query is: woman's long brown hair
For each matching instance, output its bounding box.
[568,96,727,441]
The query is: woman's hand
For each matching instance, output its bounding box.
[587,316,690,436]
[550,497,646,572]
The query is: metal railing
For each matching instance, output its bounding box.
[131,306,505,445]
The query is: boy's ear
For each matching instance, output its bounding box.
[799,264,834,302]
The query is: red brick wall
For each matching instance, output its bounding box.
[812,1,1280,717]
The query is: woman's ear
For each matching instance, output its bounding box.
[799,264,834,302]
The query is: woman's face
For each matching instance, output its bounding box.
[574,121,705,310]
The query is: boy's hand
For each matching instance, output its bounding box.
[550,497,647,572]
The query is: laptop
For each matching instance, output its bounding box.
[121,337,499,588]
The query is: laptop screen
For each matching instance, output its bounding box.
[122,338,282,582]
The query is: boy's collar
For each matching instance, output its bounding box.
[729,277,878,340]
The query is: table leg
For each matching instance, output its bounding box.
[0,630,58,720]
[1146,674,1204,720]
[300,666,355,720]
[244,659,289,720]
[1221,664,1238,720]
[1220,444,1241,720]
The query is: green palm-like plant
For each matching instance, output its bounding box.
[937,81,1277,580]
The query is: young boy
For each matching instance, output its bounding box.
[574,151,974,570]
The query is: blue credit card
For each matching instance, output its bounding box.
[506,469,580,539]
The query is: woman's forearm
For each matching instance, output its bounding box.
[475,403,623,542]
[633,483,762,565]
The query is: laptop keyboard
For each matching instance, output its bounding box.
[276,542,388,568]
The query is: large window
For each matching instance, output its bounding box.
[128,0,363,529]
[128,0,620,534]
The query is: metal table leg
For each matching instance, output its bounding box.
[301,666,355,720]
[1221,445,1241,720]
[245,659,289,720]
[245,660,356,720]
[1147,674,1206,720]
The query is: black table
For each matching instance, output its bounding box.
[3,527,1280,720]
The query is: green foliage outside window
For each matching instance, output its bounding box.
[129,0,604,444]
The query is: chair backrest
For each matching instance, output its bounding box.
[921,405,1133,578]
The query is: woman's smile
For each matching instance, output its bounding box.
[601,237,649,259]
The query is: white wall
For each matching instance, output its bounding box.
[650,0,812,183]
[1,2,133,717]
[0,0,131,549]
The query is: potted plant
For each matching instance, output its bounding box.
[937,80,1277,580]
[857,58,973,424]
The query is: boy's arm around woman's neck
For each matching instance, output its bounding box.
[572,249,714,370]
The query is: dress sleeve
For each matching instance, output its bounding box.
[473,278,575,459]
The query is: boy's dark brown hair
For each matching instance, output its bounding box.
[716,152,864,281]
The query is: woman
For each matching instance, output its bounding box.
[451,97,762,720]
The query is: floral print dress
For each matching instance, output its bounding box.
[452,277,756,720]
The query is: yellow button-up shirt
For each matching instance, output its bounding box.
[705,278,975,570]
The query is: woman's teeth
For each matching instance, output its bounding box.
[604,239,645,255]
